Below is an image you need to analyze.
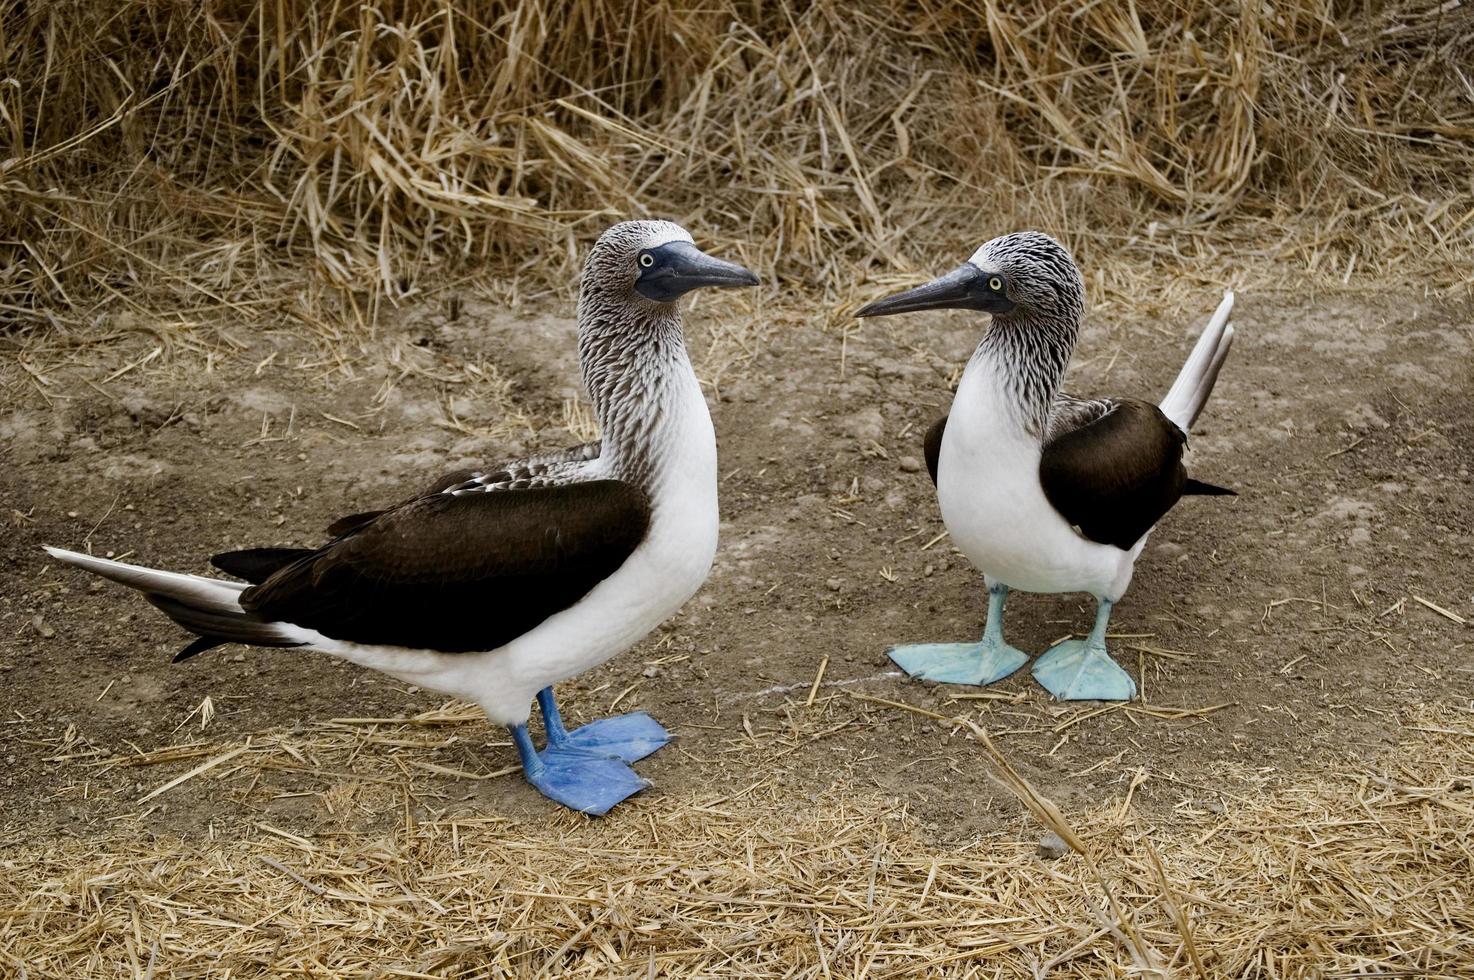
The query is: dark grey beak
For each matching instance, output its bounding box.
[855,263,1014,317]
[636,241,760,302]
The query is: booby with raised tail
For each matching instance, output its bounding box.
[856,232,1235,701]
[46,220,758,813]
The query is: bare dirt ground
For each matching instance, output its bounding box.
[3,285,1472,848]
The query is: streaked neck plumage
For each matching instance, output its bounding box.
[576,288,699,486]
[972,307,1080,440]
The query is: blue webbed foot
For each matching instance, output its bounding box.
[1032,639,1136,701]
[888,640,1029,686]
[536,688,669,764]
[556,712,670,764]
[511,723,647,816]
[525,747,649,816]
[890,583,1028,686]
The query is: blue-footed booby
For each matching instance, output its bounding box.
[857,232,1235,701]
[46,220,758,814]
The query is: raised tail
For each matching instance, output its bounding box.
[43,547,302,661]
[1159,290,1236,432]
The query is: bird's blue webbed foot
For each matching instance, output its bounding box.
[510,723,648,815]
[537,688,670,764]
[1031,599,1137,701]
[888,584,1028,686]
[888,640,1028,685]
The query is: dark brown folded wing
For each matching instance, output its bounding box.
[1038,399,1187,550]
[922,415,947,486]
[243,480,650,653]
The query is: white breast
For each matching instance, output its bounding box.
[498,369,719,689]
[936,354,1136,599]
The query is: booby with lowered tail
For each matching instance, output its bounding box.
[46,220,758,814]
[857,232,1235,701]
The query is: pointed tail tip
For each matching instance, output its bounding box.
[1184,478,1236,496]
[1204,290,1235,336]
[43,545,124,571]
[173,636,224,662]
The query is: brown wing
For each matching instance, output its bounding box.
[218,447,609,586]
[1038,399,1188,550]
[922,415,947,487]
[242,480,650,653]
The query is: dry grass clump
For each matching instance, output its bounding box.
[2,704,1469,977]
[3,0,1472,340]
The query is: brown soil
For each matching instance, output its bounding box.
[3,288,1472,844]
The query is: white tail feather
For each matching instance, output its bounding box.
[43,546,303,650]
[44,546,247,611]
[1159,290,1236,432]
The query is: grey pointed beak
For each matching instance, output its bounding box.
[855,263,1012,317]
[636,241,760,302]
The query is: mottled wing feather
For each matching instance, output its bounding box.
[322,443,603,537]
[423,468,481,495]
[245,479,650,653]
[1038,399,1188,550]
[445,442,603,495]
[1046,394,1117,443]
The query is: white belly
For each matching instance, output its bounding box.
[490,487,717,719]
[936,357,1136,598]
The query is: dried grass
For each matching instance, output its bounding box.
[2,702,1469,977]
[3,7,1473,974]
[4,0,1473,344]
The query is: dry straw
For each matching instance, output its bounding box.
[3,7,1473,970]
[3,0,1472,341]
[2,700,1469,977]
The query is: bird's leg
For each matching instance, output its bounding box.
[536,686,670,764]
[508,721,648,816]
[886,582,1029,686]
[536,687,572,743]
[1031,598,1137,701]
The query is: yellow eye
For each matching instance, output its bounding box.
[988,276,1003,291]
[639,253,655,268]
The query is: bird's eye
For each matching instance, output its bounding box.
[988,276,1003,291]
[639,253,655,268]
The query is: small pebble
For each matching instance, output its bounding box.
[898,456,922,473]
[826,578,843,592]
[1037,831,1070,860]
[231,653,246,662]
